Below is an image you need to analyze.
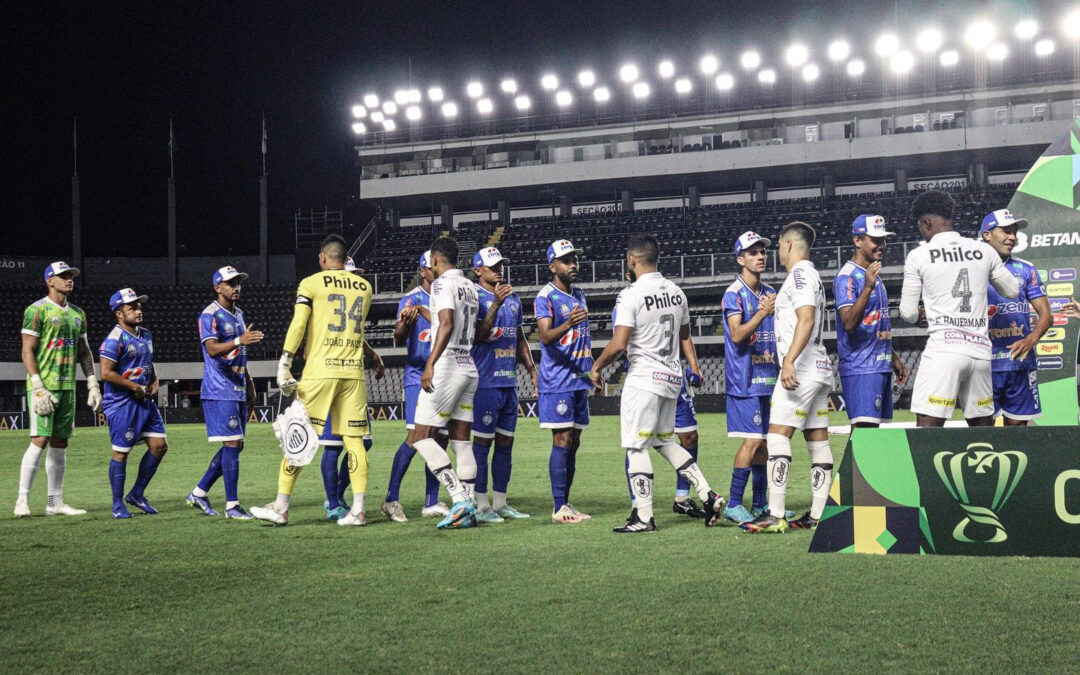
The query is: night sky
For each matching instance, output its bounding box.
[3,0,1057,257]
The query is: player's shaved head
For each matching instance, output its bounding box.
[627,234,660,265]
[320,234,347,262]
[430,236,459,267]
[779,221,816,250]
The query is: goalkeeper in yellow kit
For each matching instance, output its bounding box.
[250,235,374,526]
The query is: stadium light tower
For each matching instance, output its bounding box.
[619,64,639,83]
[631,81,650,98]
[828,40,850,61]
[363,93,379,108]
[802,63,819,81]
[940,49,960,66]
[1015,19,1038,40]
[351,105,366,118]
[715,73,734,90]
[785,44,808,67]
[1035,38,1056,56]
[555,90,572,106]
[846,59,865,76]
[875,33,899,57]
[428,87,444,102]
[515,95,531,110]
[593,86,611,102]
[700,54,719,75]
[541,74,558,90]
[964,20,996,49]
[658,60,675,78]
[674,77,692,94]
[405,106,421,121]
[466,81,484,98]
[441,102,457,118]
[1064,9,1080,39]
[890,50,914,74]
[916,28,943,53]
[986,43,1008,61]
[740,51,761,70]
[477,98,493,113]
[577,70,596,87]
[351,122,366,134]
[382,101,398,115]
[758,68,776,84]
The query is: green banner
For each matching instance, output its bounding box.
[810,427,1080,557]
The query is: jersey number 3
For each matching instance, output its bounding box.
[328,293,364,334]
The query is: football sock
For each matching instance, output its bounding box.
[807,440,834,520]
[344,436,369,497]
[385,442,414,503]
[413,437,469,503]
[492,491,507,511]
[655,443,712,502]
[274,492,291,512]
[131,451,162,497]
[363,436,373,452]
[729,467,752,507]
[423,467,440,507]
[626,449,654,521]
[565,445,578,501]
[337,452,350,504]
[352,491,365,515]
[450,439,475,501]
[45,445,66,503]
[549,444,569,511]
[320,447,342,509]
[196,447,224,495]
[476,492,491,510]
[624,454,635,504]
[491,441,512,494]
[18,443,44,495]
[108,459,126,506]
[766,433,792,518]
[472,442,490,496]
[277,457,301,496]
[750,464,767,510]
[221,446,241,504]
[675,445,697,497]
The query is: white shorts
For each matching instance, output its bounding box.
[910,350,994,420]
[413,369,479,429]
[620,386,677,450]
[769,379,830,430]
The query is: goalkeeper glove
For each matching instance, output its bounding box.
[277,354,298,396]
[86,375,102,412]
[30,374,58,416]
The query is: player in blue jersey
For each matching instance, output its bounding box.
[980,209,1051,425]
[720,232,782,524]
[470,246,538,523]
[98,289,167,519]
[535,239,593,523]
[186,266,264,519]
[833,215,909,428]
[380,251,447,522]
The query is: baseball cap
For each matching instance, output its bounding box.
[345,256,364,274]
[473,246,510,269]
[44,261,80,281]
[109,288,148,311]
[852,214,894,237]
[212,266,248,286]
[980,209,1029,235]
[546,239,583,264]
[734,231,771,257]
[418,250,432,270]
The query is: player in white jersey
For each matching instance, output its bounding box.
[590,235,727,532]
[743,222,834,534]
[408,236,482,529]
[899,191,1019,427]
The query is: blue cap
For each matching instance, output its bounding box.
[44,261,79,282]
[546,239,583,264]
[980,209,1029,235]
[852,214,894,237]
[734,231,771,256]
[473,246,510,269]
[418,250,432,270]
[345,256,364,274]
[212,266,248,286]
[109,288,148,311]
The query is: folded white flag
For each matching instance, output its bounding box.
[273,399,319,467]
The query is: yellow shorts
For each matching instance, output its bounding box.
[297,377,369,437]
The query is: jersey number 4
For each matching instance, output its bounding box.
[952,268,972,313]
[327,293,365,334]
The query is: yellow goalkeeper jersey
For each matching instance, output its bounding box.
[284,269,373,380]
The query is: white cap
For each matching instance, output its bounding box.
[473,246,510,268]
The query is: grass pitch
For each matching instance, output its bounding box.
[1,412,1076,673]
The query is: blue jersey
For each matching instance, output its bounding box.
[472,286,522,389]
[534,283,592,393]
[833,261,893,376]
[198,301,249,401]
[99,325,155,411]
[988,257,1046,372]
[397,286,432,388]
[721,277,778,397]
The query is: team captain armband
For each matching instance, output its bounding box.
[295,295,312,306]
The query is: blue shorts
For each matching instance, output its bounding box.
[675,390,698,432]
[840,372,894,424]
[538,390,589,430]
[726,395,770,439]
[203,400,247,442]
[473,386,519,438]
[320,411,373,447]
[403,384,421,429]
[992,369,1042,421]
[105,399,166,453]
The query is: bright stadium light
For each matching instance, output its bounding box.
[1015,19,1038,40]
[428,87,444,102]
[700,54,719,75]
[619,63,639,83]
[515,95,531,110]
[875,33,899,57]
[382,101,397,115]
[351,105,366,118]
[363,93,379,108]
[828,40,850,61]
[785,44,808,66]
[986,42,1008,61]
[383,119,396,131]
[578,70,596,87]
[1035,38,1056,56]
[407,89,421,103]
[351,122,366,134]
[802,63,819,81]
[394,90,409,105]
[1066,10,1080,38]
[964,20,996,49]
[370,111,384,123]
[715,73,734,90]
[940,49,960,66]
[658,60,675,78]
[501,78,518,94]
[466,81,484,98]
[632,81,649,98]
[405,106,421,121]
[674,77,692,93]
[541,74,558,90]
[890,50,914,74]
[846,59,866,76]
[441,102,457,118]
[477,98,493,114]
[740,51,761,70]
[594,86,611,102]
[758,68,776,84]
[916,28,943,53]
[555,90,572,106]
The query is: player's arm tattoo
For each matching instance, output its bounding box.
[476,300,500,343]
[77,335,96,378]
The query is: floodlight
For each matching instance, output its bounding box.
[363,94,379,108]
[382,101,397,115]
[632,81,649,98]
[1035,38,1055,56]
[846,59,866,76]
[594,86,611,102]
[802,63,819,81]
[383,119,396,131]
[619,64,639,83]
[405,106,421,121]
[828,40,850,61]
[428,87,444,102]
[394,90,409,105]
[758,68,776,84]
[890,50,914,74]
[555,90,572,106]
[916,28,943,53]
[715,73,734,90]
[501,79,518,94]
[407,89,421,103]
[785,44,808,66]
[441,102,457,118]
[477,98,493,114]
[658,60,675,78]
[740,51,761,69]
[351,122,366,134]
[578,70,596,87]
[541,74,558,90]
[370,111,384,123]
[875,33,899,56]
[1015,19,1038,40]
[964,20,996,49]
[986,43,1008,61]
[674,77,692,93]
[514,95,531,110]
[351,105,366,118]
[940,49,960,66]
[700,54,719,75]
[466,81,484,98]
[1066,10,1080,38]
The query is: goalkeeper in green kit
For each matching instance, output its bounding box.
[14,261,102,517]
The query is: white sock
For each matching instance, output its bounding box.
[191,486,208,498]
[45,445,66,503]
[274,492,291,512]
[766,433,792,518]
[492,491,507,511]
[226,500,239,510]
[19,443,44,495]
[414,438,469,503]
[807,440,834,520]
[655,443,711,502]
[626,449,655,521]
[476,492,491,509]
[351,492,366,514]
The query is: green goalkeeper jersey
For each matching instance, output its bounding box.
[21,298,87,391]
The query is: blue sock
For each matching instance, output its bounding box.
[222,446,240,503]
[363,436,373,452]
[473,442,491,495]
[549,445,569,511]
[109,459,126,507]
[131,451,161,498]
[321,448,341,509]
[675,445,697,497]
[566,446,578,502]
[197,448,224,492]
[625,454,635,504]
[491,443,512,494]
[337,452,350,504]
[751,464,767,509]
[385,442,414,503]
[424,466,439,507]
[729,467,752,507]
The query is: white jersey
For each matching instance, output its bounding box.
[900,231,1019,359]
[775,259,832,384]
[613,272,689,398]
[428,268,479,376]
